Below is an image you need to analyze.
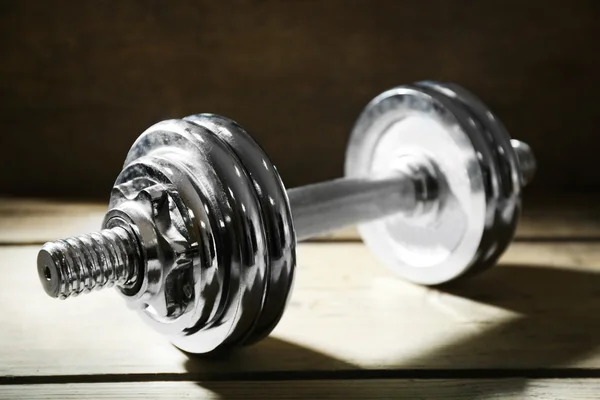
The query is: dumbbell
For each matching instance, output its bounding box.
[37,81,535,354]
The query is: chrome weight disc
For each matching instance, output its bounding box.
[345,82,522,285]
[109,116,295,353]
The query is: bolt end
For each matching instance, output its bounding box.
[37,246,62,298]
[511,139,536,187]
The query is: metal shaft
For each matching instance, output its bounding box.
[288,173,419,241]
[289,139,536,241]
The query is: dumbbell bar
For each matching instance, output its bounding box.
[37,81,535,354]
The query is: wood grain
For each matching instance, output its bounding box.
[2,241,600,378]
[1,379,598,399]
[0,198,106,244]
[1,1,600,197]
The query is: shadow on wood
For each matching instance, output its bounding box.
[183,263,600,398]
[429,263,600,368]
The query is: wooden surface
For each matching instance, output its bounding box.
[2,1,600,198]
[1,198,600,398]
[0,380,598,400]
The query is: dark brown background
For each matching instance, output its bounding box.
[1,0,599,199]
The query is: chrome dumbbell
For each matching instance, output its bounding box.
[37,81,535,354]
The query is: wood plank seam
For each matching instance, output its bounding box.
[3,369,600,386]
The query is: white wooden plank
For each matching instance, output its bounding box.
[0,198,106,244]
[0,379,598,399]
[2,242,600,377]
